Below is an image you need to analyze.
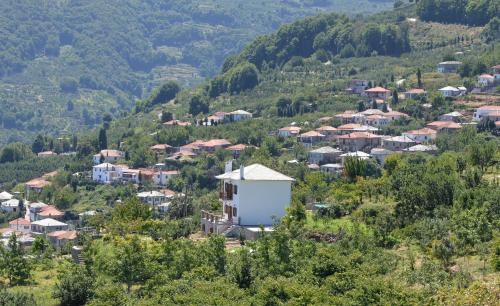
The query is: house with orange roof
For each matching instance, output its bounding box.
[473,105,500,121]
[336,123,363,135]
[48,230,78,249]
[164,119,192,128]
[198,139,231,152]
[402,128,437,143]
[334,111,356,124]
[382,135,417,151]
[37,205,64,221]
[478,74,495,87]
[150,144,173,154]
[226,144,254,158]
[9,218,31,233]
[299,131,325,148]
[382,111,409,122]
[337,132,381,152]
[92,149,124,165]
[426,121,462,133]
[92,163,127,184]
[404,88,427,100]
[25,178,51,197]
[315,126,338,140]
[481,112,500,122]
[364,86,391,100]
[278,126,301,137]
[365,115,390,126]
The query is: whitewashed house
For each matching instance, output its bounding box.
[152,170,179,186]
[137,191,167,206]
[402,128,437,143]
[308,146,342,165]
[31,218,68,234]
[438,86,461,98]
[9,218,31,233]
[437,61,462,73]
[478,74,494,87]
[92,163,126,184]
[0,191,13,201]
[201,164,293,236]
[320,163,343,175]
[473,105,500,121]
[228,110,252,122]
[1,199,20,213]
[278,126,301,138]
[92,150,125,165]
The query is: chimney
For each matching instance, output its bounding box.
[239,165,245,180]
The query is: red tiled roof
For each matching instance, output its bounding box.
[316,126,337,132]
[365,86,390,93]
[38,205,64,217]
[9,218,30,225]
[48,230,77,240]
[25,179,50,189]
[279,126,301,132]
[95,149,123,158]
[383,111,409,117]
[404,128,437,135]
[366,115,386,120]
[337,123,363,130]
[477,105,500,110]
[300,131,325,137]
[479,74,494,78]
[198,139,231,148]
[427,121,462,130]
[160,189,176,197]
[337,132,380,139]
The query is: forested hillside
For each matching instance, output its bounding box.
[0,0,393,146]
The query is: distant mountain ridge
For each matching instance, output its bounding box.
[0,0,393,146]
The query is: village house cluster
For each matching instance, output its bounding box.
[0,189,78,251]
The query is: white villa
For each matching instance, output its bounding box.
[31,218,68,234]
[473,105,500,121]
[201,164,294,237]
[92,163,127,184]
[92,149,125,165]
[438,86,461,98]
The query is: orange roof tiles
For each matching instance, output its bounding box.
[9,218,30,225]
[404,128,437,135]
[316,126,337,132]
[300,131,325,137]
[337,123,363,130]
[337,132,380,139]
[427,121,462,130]
[25,179,50,189]
[38,205,64,217]
[365,86,390,93]
[48,230,77,240]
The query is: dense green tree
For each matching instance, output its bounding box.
[53,263,95,306]
[0,234,31,285]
